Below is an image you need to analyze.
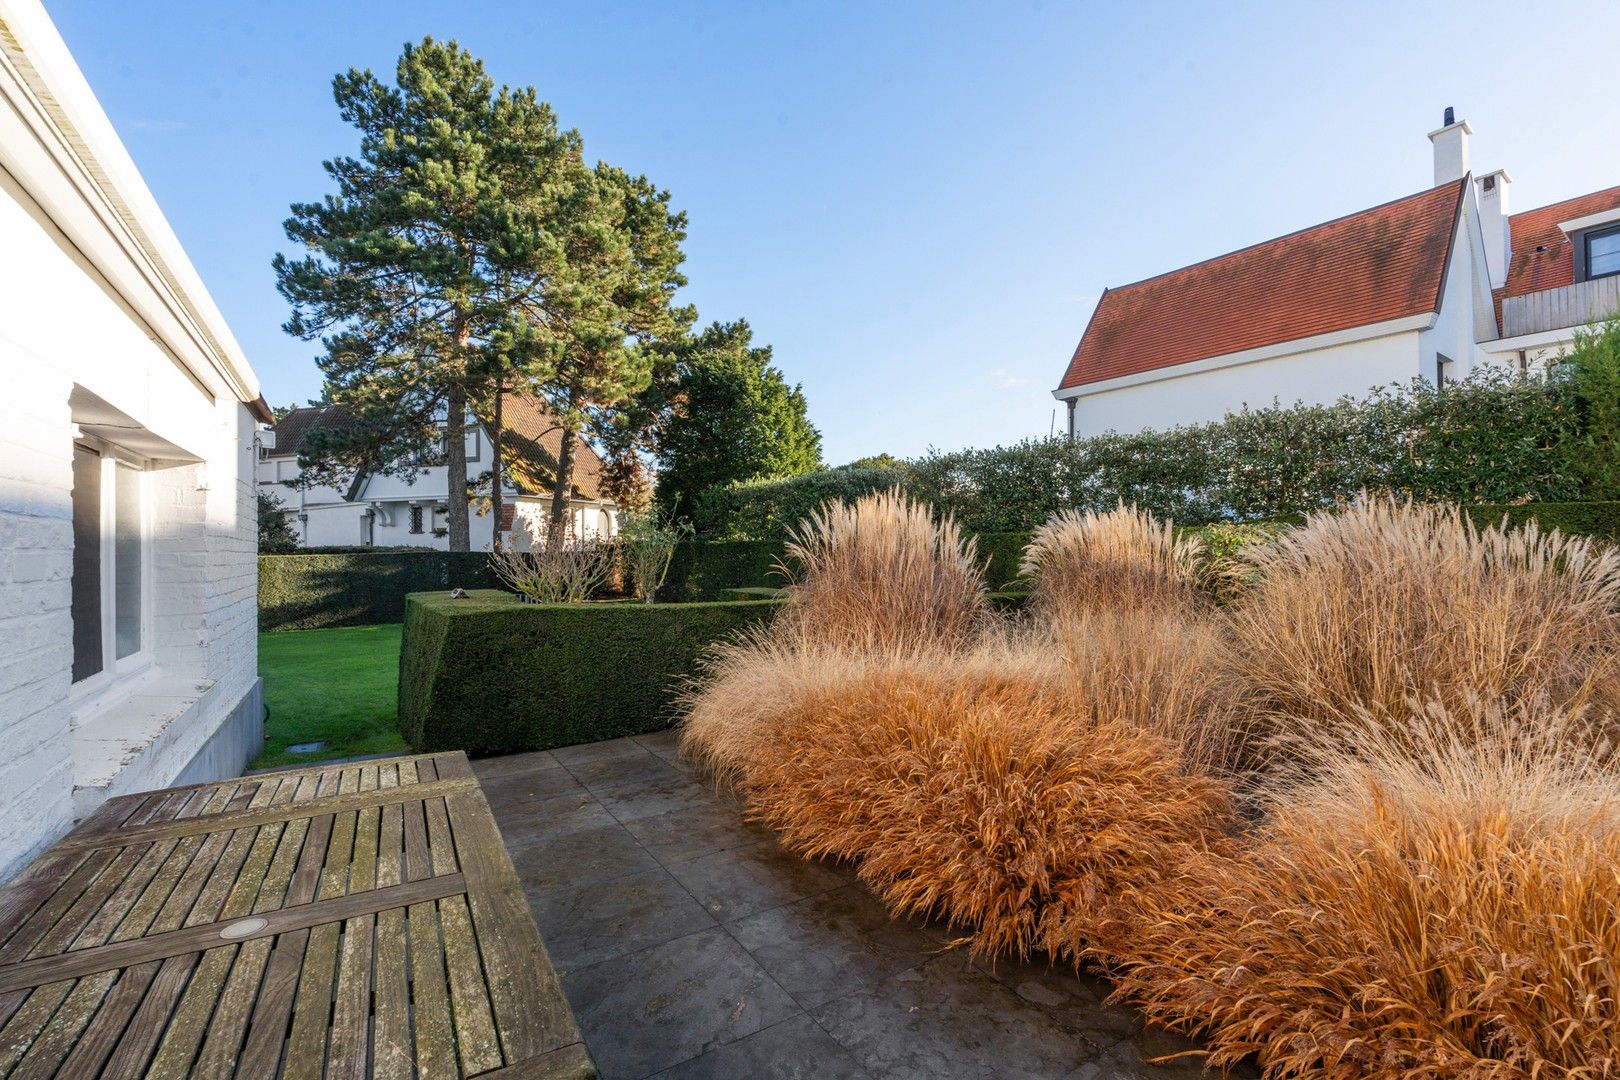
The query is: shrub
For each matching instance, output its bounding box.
[1225,496,1620,758]
[1560,316,1620,500]
[1021,505,1202,614]
[489,539,617,604]
[659,539,788,601]
[619,510,693,603]
[1463,500,1620,547]
[258,550,499,631]
[1110,698,1620,1076]
[398,589,781,754]
[690,465,905,539]
[780,489,985,652]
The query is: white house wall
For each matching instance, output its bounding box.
[1069,329,1423,436]
[1417,197,1496,380]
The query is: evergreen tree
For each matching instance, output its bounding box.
[274,38,576,550]
[654,320,821,519]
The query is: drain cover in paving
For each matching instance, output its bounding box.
[286,741,326,754]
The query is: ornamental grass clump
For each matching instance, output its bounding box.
[1226,495,1620,757]
[1020,504,1203,615]
[779,488,985,652]
[737,632,1241,962]
[1109,698,1620,1078]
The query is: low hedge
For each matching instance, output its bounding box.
[1463,501,1620,544]
[398,590,782,755]
[260,551,498,631]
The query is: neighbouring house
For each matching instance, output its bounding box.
[1054,110,1620,436]
[0,1,272,880]
[257,396,620,550]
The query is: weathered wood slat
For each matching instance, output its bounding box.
[326,802,381,1079]
[0,875,468,994]
[0,979,70,1075]
[7,969,115,1079]
[0,850,118,964]
[54,776,481,851]
[373,801,413,1080]
[95,953,197,1079]
[51,961,159,1077]
[408,897,458,1080]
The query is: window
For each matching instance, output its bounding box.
[409,505,424,534]
[1435,354,1454,390]
[70,442,149,685]
[1587,224,1620,281]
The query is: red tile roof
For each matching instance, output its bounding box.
[1501,184,1620,299]
[1058,180,1467,390]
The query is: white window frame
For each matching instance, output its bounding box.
[69,436,155,706]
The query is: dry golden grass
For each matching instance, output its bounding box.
[1108,698,1620,1078]
[736,635,1240,962]
[779,488,985,652]
[1020,504,1203,615]
[1226,496,1620,758]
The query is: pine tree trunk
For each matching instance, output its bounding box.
[445,384,471,551]
[547,426,576,549]
[490,381,504,553]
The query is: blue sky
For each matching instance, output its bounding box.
[48,0,1620,464]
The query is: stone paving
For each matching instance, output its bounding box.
[473,731,1235,1080]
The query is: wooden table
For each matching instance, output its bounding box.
[0,752,594,1079]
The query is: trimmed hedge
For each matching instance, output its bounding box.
[1463,501,1620,544]
[398,590,783,754]
[260,551,499,631]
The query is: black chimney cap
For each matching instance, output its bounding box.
[1443,106,1455,126]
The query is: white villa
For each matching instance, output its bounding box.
[258,397,620,550]
[0,2,271,879]
[1054,110,1620,436]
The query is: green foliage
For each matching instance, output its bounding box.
[619,509,694,602]
[844,453,905,470]
[654,321,822,520]
[974,532,1034,589]
[659,539,789,601]
[1461,501,1620,546]
[254,624,408,768]
[907,371,1579,532]
[690,466,905,539]
[259,551,499,631]
[1561,317,1620,499]
[257,491,299,554]
[398,590,781,754]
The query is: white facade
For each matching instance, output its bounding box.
[0,1,267,881]
[1056,116,1610,436]
[258,421,618,551]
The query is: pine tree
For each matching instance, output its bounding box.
[274,38,576,550]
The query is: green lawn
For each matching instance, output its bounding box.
[253,624,409,769]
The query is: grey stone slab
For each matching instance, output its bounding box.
[811,953,1104,1079]
[478,765,587,811]
[654,1014,870,1079]
[1069,1027,1244,1079]
[632,728,683,761]
[492,788,621,846]
[508,820,663,894]
[727,884,945,1009]
[620,796,771,867]
[569,748,685,794]
[528,866,717,972]
[974,955,1140,1045]
[590,764,715,824]
[565,926,801,1080]
[471,749,563,778]
[553,737,657,768]
[666,840,852,923]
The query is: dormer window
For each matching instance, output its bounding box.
[1587,224,1620,281]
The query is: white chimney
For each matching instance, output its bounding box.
[1476,169,1512,289]
[1428,106,1471,186]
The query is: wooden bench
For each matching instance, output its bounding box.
[0,752,594,1078]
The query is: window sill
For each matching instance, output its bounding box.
[70,668,217,818]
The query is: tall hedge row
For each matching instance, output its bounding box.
[398,590,782,754]
[696,372,1580,538]
[259,551,498,631]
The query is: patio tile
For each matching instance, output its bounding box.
[654,1014,870,1079]
[727,884,946,1008]
[492,789,621,846]
[527,866,717,972]
[507,821,663,894]
[810,953,1105,1079]
[620,796,770,867]
[974,955,1141,1045]
[1071,1028,1239,1079]
[666,839,852,923]
[477,764,587,811]
[553,737,657,768]
[590,765,715,825]
[471,749,563,778]
[565,926,801,1080]
[632,728,683,761]
[569,748,685,794]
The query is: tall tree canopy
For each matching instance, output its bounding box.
[654,320,821,518]
[275,38,581,550]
